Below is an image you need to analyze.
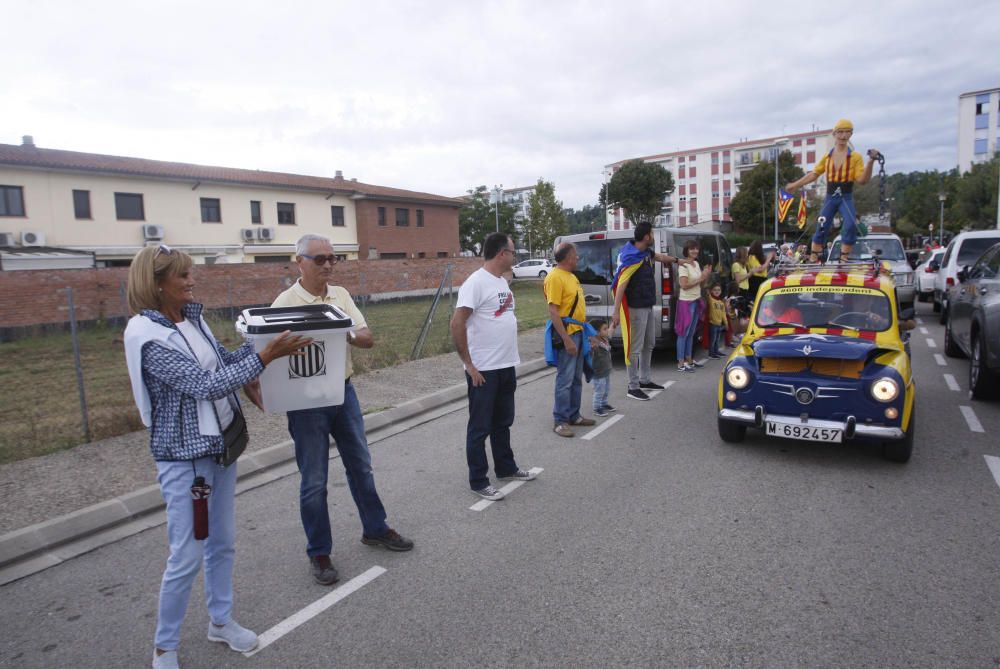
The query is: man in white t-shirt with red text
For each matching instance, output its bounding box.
[450,233,537,501]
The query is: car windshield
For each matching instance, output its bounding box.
[755,286,893,332]
[830,238,905,261]
[957,236,1000,265]
[572,238,630,285]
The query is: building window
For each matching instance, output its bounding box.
[277,202,295,225]
[975,114,989,130]
[395,208,409,226]
[689,167,697,178]
[330,205,345,227]
[711,153,719,164]
[689,184,697,195]
[200,198,222,223]
[378,206,386,226]
[250,200,262,224]
[0,185,25,217]
[380,252,406,259]
[976,101,989,115]
[73,190,91,219]
[253,255,293,263]
[974,138,988,154]
[416,209,424,227]
[417,252,426,258]
[807,150,816,163]
[437,251,448,258]
[114,192,145,220]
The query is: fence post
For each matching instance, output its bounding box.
[410,264,452,360]
[66,287,92,443]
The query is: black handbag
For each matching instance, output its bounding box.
[218,408,248,466]
[550,292,580,349]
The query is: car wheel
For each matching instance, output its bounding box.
[969,331,999,400]
[882,408,914,463]
[944,310,963,358]
[917,292,929,303]
[538,270,547,278]
[932,297,941,313]
[717,416,746,443]
[938,298,948,324]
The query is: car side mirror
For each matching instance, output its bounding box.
[957,267,968,282]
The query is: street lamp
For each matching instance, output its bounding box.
[938,193,946,246]
[773,138,789,242]
[492,184,503,233]
[760,189,767,239]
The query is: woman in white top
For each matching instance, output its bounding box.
[675,240,713,372]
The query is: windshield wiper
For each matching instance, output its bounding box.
[765,321,805,329]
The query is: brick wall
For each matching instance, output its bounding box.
[0,257,482,333]
[355,200,460,260]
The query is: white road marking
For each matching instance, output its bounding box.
[919,326,929,335]
[916,318,924,325]
[943,374,960,392]
[959,406,985,433]
[934,354,947,366]
[245,566,387,657]
[469,467,544,511]
[582,414,624,441]
[926,338,937,349]
[985,456,1000,492]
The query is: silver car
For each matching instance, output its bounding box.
[943,241,1000,400]
[829,233,915,308]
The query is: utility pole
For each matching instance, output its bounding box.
[492,184,503,233]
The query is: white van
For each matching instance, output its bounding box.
[554,228,734,349]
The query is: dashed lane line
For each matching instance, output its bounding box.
[916,318,925,325]
[919,326,929,335]
[926,338,937,349]
[985,456,1000,492]
[245,566,387,657]
[944,374,961,392]
[469,467,545,511]
[582,414,624,441]
[934,354,947,366]
[959,406,985,433]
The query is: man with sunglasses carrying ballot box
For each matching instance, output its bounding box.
[270,234,413,587]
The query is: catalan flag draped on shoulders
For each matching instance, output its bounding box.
[611,241,649,366]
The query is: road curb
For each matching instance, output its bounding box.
[0,357,553,584]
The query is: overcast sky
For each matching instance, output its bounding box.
[2,0,998,208]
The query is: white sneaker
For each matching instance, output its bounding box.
[498,469,537,482]
[473,485,505,500]
[153,650,179,669]
[207,619,259,652]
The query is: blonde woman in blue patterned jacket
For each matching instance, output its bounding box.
[124,245,309,669]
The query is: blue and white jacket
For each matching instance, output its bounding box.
[124,303,263,462]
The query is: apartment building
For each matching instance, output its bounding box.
[604,129,835,231]
[0,137,461,266]
[957,87,1000,174]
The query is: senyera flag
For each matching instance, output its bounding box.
[797,195,807,229]
[611,243,647,365]
[777,189,794,222]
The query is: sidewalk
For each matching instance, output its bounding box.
[0,328,547,536]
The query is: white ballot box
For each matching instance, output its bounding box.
[236,304,354,412]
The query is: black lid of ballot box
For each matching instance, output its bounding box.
[240,304,353,334]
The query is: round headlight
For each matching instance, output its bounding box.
[726,366,750,389]
[871,377,899,402]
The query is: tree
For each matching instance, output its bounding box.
[599,159,674,226]
[458,186,519,255]
[951,155,998,229]
[728,151,804,237]
[523,179,568,256]
[564,205,605,234]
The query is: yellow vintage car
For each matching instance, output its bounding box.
[717,262,916,462]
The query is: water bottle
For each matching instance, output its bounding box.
[191,476,211,540]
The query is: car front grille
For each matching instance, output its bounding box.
[759,357,864,379]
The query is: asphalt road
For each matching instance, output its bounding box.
[2,302,999,668]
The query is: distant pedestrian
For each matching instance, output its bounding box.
[545,242,596,437]
[589,319,615,417]
[450,232,537,501]
[731,246,750,299]
[272,234,413,588]
[675,240,712,372]
[707,282,729,358]
[746,240,772,304]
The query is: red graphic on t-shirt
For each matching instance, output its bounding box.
[494,292,514,317]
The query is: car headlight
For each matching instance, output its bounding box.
[895,272,914,286]
[870,377,899,402]
[726,366,750,389]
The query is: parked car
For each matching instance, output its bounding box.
[933,230,1000,322]
[511,258,553,279]
[555,227,733,349]
[915,248,945,302]
[716,262,915,462]
[828,233,915,309]
[942,242,1000,399]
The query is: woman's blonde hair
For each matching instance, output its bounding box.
[126,245,194,315]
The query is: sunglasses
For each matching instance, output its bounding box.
[300,253,339,266]
[153,244,173,258]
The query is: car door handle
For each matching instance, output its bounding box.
[584,294,601,304]
[980,287,989,295]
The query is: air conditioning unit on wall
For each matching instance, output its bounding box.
[0,232,15,246]
[240,228,256,242]
[21,231,46,246]
[142,224,164,240]
[257,227,275,241]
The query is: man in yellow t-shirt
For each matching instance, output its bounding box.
[270,234,412,587]
[543,242,594,437]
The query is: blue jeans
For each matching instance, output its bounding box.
[676,300,699,362]
[287,382,388,556]
[553,331,584,424]
[154,456,238,651]
[592,374,610,411]
[709,325,725,356]
[813,190,858,247]
[465,367,519,490]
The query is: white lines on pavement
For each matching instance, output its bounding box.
[916,318,924,325]
[944,374,961,392]
[919,326,929,335]
[582,414,624,441]
[926,338,937,349]
[934,354,947,366]
[469,467,545,511]
[959,406,985,433]
[985,456,1000,492]
[245,566,387,657]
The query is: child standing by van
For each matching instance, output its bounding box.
[589,319,615,417]
[707,282,729,359]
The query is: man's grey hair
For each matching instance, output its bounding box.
[296,234,331,257]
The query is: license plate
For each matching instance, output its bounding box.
[765,421,842,443]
